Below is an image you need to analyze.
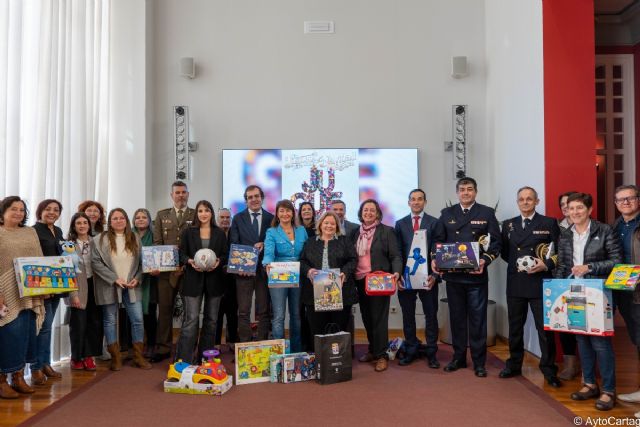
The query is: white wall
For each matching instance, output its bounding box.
[138,0,546,334]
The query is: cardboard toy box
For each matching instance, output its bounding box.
[434,242,480,272]
[268,262,300,288]
[543,278,614,336]
[14,256,78,297]
[164,364,232,396]
[141,245,180,273]
[605,264,640,291]
[227,244,260,275]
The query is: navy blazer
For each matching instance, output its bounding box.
[179,226,229,297]
[394,212,445,279]
[229,208,275,248]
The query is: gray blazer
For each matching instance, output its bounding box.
[91,233,143,306]
[64,240,94,309]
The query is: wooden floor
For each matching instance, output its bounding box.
[1,330,638,426]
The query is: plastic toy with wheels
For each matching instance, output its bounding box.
[164,349,232,396]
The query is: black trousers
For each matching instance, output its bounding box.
[446,281,487,367]
[398,285,439,359]
[69,279,103,360]
[306,304,352,338]
[506,296,557,377]
[215,276,239,344]
[356,279,390,359]
[614,290,638,346]
[144,303,157,349]
[236,270,270,342]
[559,331,577,356]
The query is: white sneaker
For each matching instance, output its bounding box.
[635,411,640,419]
[618,389,640,403]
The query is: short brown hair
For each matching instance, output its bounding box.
[567,192,593,209]
[358,199,383,223]
[78,200,106,233]
[35,199,63,221]
[316,211,342,236]
[271,200,296,227]
[0,196,29,227]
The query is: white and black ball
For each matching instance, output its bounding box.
[516,255,536,272]
[194,248,217,270]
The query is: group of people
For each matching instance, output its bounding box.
[0,178,639,416]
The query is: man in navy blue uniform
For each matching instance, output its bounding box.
[229,185,274,343]
[498,186,561,387]
[395,189,445,368]
[432,177,500,377]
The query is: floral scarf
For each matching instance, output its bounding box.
[356,221,379,256]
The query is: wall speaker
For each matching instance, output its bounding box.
[174,106,190,180]
[453,105,467,179]
[451,56,468,79]
[180,57,195,79]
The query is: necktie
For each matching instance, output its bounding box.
[523,218,531,230]
[413,216,420,232]
[252,212,260,236]
[177,209,184,224]
[463,208,469,215]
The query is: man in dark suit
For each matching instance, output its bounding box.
[332,199,359,238]
[394,189,445,368]
[432,177,501,377]
[215,208,238,348]
[499,186,561,387]
[150,180,196,362]
[229,185,274,342]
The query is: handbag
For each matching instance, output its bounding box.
[364,271,396,296]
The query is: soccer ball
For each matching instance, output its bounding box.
[516,255,536,272]
[194,248,217,270]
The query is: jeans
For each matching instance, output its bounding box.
[269,286,301,353]
[576,334,616,393]
[32,296,60,370]
[102,292,144,345]
[0,310,37,373]
[175,294,222,364]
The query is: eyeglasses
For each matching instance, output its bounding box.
[614,196,639,205]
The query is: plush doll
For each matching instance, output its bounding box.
[60,240,82,274]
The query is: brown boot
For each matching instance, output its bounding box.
[30,369,47,385]
[558,355,579,381]
[132,342,152,370]
[42,364,62,379]
[107,343,122,371]
[0,374,19,399]
[10,369,35,394]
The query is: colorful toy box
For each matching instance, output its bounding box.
[235,339,286,385]
[605,264,640,291]
[364,271,396,296]
[164,349,232,396]
[543,278,614,336]
[227,244,260,275]
[269,352,311,383]
[14,256,78,297]
[268,262,300,288]
[434,242,480,272]
[142,245,180,273]
[313,269,343,311]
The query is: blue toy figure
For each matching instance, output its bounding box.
[60,240,82,274]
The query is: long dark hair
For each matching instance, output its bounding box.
[192,200,217,228]
[297,202,315,230]
[0,196,29,227]
[100,208,139,254]
[67,212,92,241]
[132,208,152,234]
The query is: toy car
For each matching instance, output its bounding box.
[164,349,232,395]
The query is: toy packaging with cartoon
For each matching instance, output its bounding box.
[269,352,317,383]
[267,262,300,288]
[386,337,404,360]
[142,245,180,273]
[605,264,640,291]
[164,349,232,396]
[227,244,260,275]
[434,242,480,272]
[235,339,286,385]
[403,230,429,290]
[14,256,78,297]
[364,271,396,296]
[543,278,614,337]
[313,269,343,312]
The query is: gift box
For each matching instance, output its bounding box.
[364,271,396,296]
[268,262,300,288]
[434,242,480,272]
[14,256,78,297]
[605,264,640,291]
[543,278,614,336]
[142,245,179,273]
[227,244,260,275]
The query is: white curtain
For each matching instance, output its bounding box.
[0,0,111,363]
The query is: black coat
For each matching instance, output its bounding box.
[179,226,229,297]
[352,224,403,276]
[437,203,501,284]
[33,222,64,256]
[554,220,622,280]
[299,236,358,306]
[500,213,559,298]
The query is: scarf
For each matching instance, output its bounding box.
[357,221,379,256]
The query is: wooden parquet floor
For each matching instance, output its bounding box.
[1,329,638,426]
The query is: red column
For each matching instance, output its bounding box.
[543,0,597,218]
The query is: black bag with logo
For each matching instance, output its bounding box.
[314,330,352,385]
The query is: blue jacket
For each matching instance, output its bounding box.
[262,225,308,265]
